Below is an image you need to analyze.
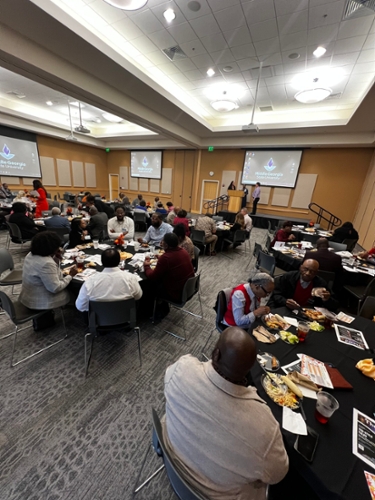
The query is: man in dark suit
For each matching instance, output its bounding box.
[303,238,342,274]
[9,202,39,239]
[44,207,71,231]
[85,195,114,218]
[87,206,108,239]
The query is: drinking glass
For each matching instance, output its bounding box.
[149,245,155,258]
[93,239,99,249]
[297,321,310,342]
[76,257,85,270]
[315,392,339,424]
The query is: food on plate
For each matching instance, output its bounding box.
[87,261,96,268]
[280,330,299,344]
[257,352,280,371]
[272,356,278,369]
[263,313,289,330]
[262,374,299,409]
[120,251,133,261]
[302,309,325,321]
[141,243,149,248]
[280,375,303,398]
[309,321,325,332]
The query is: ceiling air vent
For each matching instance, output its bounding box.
[343,0,375,19]
[259,105,273,112]
[162,45,187,61]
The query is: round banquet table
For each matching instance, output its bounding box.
[250,307,375,500]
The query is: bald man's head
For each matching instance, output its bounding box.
[212,327,256,384]
[300,259,319,282]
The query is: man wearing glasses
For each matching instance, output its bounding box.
[270,259,338,310]
[223,273,274,328]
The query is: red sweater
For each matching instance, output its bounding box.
[271,229,290,247]
[293,280,314,307]
[173,217,190,236]
[144,247,194,302]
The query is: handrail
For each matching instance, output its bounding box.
[308,202,342,230]
[203,194,229,214]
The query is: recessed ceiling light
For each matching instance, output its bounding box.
[288,52,300,60]
[163,8,176,22]
[211,100,238,112]
[313,46,327,58]
[102,112,123,123]
[103,0,148,10]
[188,1,201,11]
[206,68,215,77]
[222,66,233,73]
[294,88,332,104]
[46,101,53,106]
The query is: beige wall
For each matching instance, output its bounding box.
[353,151,375,248]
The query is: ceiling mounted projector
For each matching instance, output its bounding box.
[74,124,91,134]
[242,123,259,133]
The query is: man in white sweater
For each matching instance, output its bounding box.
[107,206,134,240]
[163,327,288,500]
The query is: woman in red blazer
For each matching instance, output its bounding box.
[33,179,49,218]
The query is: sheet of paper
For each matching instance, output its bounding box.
[343,265,359,273]
[283,316,299,328]
[334,324,369,350]
[365,471,375,500]
[299,386,318,400]
[353,409,375,470]
[300,354,333,389]
[282,359,301,374]
[84,254,102,265]
[274,241,285,249]
[98,244,111,250]
[336,312,355,324]
[282,407,307,435]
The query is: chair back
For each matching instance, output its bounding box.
[212,215,223,222]
[342,239,358,252]
[359,296,375,320]
[364,278,375,299]
[0,248,15,275]
[7,222,23,243]
[267,220,271,232]
[265,234,272,253]
[49,227,70,244]
[316,270,335,289]
[42,210,53,217]
[233,230,247,244]
[329,241,347,252]
[257,251,276,276]
[191,230,205,246]
[88,299,136,334]
[192,246,200,272]
[302,233,320,244]
[215,288,232,333]
[0,290,16,323]
[181,274,200,304]
[134,212,147,222]
[253,242,262,260]
[151,409,207,500]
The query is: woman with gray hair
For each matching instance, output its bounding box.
[223,272,274,328]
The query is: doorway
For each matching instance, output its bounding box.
[200,180,219,214]
[109,174,119,200]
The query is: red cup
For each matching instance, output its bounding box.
[297,321,309,342]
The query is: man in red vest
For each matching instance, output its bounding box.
[223,273,275,329]
[269,259,338,310]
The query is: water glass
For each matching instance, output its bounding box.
[315,392,339,424]
[93,239,99,249]
[297,321,310,342]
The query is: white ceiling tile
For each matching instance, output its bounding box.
[254,39,281,58]
[185,69,206,81]
[307,24,339,45]
[282,61,307,75]
[274,0,309,16]
[338,16,374,40]
[249,66,273,79]
[131,10,165,34]
[150,1,186,28]
[331,52,360,66]
[201,33,229,52]
[281,47,307,64]
[238,90,253,106]
[173,58,197,71]
[244,78,266,89]
[179,39,207,57]
[231,43,257,60]
[174,0,212,20]
[334,35,367,55]
[146,50,171,65]
[191,53,215,69]
[112,18,144,40]
[168,71,189,83]
[223,26,252,48]
[223,72,245,83]
[280,31,308,51]
[268,86,288,101]
[167,22,197,44]
[357,49,375,64]
[309,0,342,7]
[260,52,283,65]
[211,49,236,64]
[277,11,308,35]
[364,33,375,50]
[90,0,127,24]
[207,0,240,11]
[157,62,181,75]
[249,19,278,42]
[371,20,375,33]
[352,62,375,75]
[242,0,276,25]
[131,35,159,53]
[148,29,177,49]
[265,75,286,86]
[213,5,246,31]
[236,58,262,71]
[308,1,345,30]
[189,14,221,37]
[179,81,196,90]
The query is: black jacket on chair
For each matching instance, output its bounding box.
[9,213,39,239]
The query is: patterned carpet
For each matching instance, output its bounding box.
[0,225,266,500]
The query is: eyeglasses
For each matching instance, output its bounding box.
[257,284,271,296]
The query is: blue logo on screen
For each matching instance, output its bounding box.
[142,157,149,167]
[264,158,276,172]
[0,144,15,160]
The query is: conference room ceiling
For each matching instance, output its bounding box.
[0,0,374,148]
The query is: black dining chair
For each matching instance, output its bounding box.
[192,245,200,273]
[257,251,276,276]
[48,227,70,245]
[343,277,375,314]
[85,298,142,377]
[0,248,23,295]
[191,229,207,255]
[134,408,208,499]
[342,239,358,253]
[6,222,33,252]
[134,212,147,231]
[316,270,336,290]
[302,233,320,244]
[221,230,247,258]
[201,287,232,361]
[329,241,347,252]
[359,296,375,320]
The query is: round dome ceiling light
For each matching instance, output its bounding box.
[103,0,148,11]
[222,66,234,73]
[294,87,332,104]
[288,52,300,60]
[211,100,238,112]
[188,1,201,12]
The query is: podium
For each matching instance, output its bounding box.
[227,190,244,213]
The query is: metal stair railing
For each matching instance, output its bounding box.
[203,194,228,214]
[308,202,342,230]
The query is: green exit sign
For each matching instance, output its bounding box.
[208,146,214,152]
[105,148,110,153]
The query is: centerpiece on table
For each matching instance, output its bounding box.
[114,233,125,251]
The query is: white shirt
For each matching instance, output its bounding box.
[107,216,134,240]
[75,267,142,311]
[244,214,253,232]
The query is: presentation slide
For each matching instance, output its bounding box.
[0,135,41,178]
[241,150,303,188]
[131,151,162,179]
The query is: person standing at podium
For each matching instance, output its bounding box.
[251,182,261,215]
[228,180,236,190]
[241,185,248,209]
